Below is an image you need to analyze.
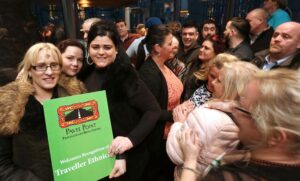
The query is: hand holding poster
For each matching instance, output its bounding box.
[44,91,114,181]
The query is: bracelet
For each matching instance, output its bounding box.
[181,166,199,175]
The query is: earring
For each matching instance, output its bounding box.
[86,53,94,65]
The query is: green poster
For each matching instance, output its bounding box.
[44,91,115,181]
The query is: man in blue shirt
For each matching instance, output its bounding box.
[251,22,300,70]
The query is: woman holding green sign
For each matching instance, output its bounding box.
[0,42,84,180]
[82,20,161,181]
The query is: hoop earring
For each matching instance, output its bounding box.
[86,54,94,65]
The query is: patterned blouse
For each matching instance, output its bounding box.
[190,83,212,107]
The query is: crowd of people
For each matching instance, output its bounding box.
[1,0,300,180]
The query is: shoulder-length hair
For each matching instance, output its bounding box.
[18,42,62,83]
[194,35,226,80]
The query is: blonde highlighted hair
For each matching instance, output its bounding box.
[251,69,300,157]
[18,42,62,83]
[220,61,259,100]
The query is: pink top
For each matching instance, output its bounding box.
[161,65,183,138]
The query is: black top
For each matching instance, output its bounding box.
[83,57,161,181]
[250,27,274,55]
[204,159,300,181]
[139,57,173,121]
[0,88,58,181]
[84,60,161,146]
[177,43,201,65]
[227,40,254,61]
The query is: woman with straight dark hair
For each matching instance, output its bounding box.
[82,20,161,181]
[139,24,184,181]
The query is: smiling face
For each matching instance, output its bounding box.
[159,33,173,61]
[61,46,84,76]
[202,23,217,39]
[30,48,61,91]
[169,36,179,59]
[88,35,118,69]
[198,40,216,62]
[181,27,199,49]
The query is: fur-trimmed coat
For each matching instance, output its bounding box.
[0,75,86,181]
[83,56,161,181]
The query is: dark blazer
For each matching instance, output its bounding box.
[83,55,161,181]
[227,40,254,61]
[251,27,274,55]
[139,57,172,121]
[139,57,176,181]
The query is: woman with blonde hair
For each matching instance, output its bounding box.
[167,60,259,180]
[0,43,84,180]
[190,53,239,107]
[202,68,300,180]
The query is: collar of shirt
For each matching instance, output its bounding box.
[263,54,292,70]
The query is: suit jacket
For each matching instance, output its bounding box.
[251,49,300,70]
[227,40,254,61]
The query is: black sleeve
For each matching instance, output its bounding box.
[139,63,162,101]
[0,137,41,181]
[126,79,161,146]
[160,110,173,123]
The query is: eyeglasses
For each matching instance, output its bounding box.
[31,63,60,72]
[234,106,252,117]
[222,106,253,126]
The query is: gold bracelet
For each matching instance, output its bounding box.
[182,166,199,175]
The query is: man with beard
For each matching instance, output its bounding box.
[198,19,219,45]
[224,17,254,61]
[251,22,300,70]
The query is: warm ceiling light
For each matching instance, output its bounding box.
[78,0,91,7]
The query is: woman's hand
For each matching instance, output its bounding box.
[173,101,195,123]
[181,100,195,112]
[109,159,126,179]
[108,136,133,156]
[178,129,201,163]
